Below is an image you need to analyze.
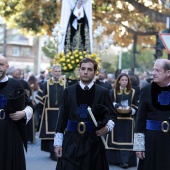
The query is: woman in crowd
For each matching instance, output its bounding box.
[27,75,39,143]
[106,73,138,169]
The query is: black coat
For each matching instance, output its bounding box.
[56,83,116,170]
[95,80,112,91]
[38,80,65,138]
[0,78,33,170]
[135,82,170,170]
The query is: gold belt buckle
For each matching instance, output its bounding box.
[161,121,169,133]
[0,109,5,120]
[77,122,86,134]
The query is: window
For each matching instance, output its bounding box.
[21,47,31,57]
[12,46,20,56]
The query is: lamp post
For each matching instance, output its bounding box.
[132,34,137,73]
[118,47,122,70]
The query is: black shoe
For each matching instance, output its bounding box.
[50,153,57,161]
[120,162,129,169]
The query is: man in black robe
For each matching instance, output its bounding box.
[0,55,33,170]
[133,59,170,170]
[11,68,34,143]
[54,58,117,170]
[11,68,31,97]
[36,64,65,161]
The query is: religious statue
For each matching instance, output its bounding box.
[58,0,93,54]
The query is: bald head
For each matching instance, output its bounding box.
[0,55,9,81]
[0,55,8,65]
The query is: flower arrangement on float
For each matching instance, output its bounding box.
[51,50,101,80]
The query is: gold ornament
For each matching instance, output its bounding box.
[49,78,54,85]
[117,89,130,95]
[59,77,64,86]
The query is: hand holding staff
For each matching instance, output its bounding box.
[87,106,108,149]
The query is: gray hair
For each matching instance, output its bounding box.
[52,64,61,71]
[163,60,170,71]
[99,68,107,75]
[156,59,170,71]
[107,73,115,79]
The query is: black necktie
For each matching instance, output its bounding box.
[84,86,89,90]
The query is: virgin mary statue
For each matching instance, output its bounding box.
[58,0,92,54]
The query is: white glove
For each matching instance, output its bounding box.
[106,120,115,132]
[131,107,136,115]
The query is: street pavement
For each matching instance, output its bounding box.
[25,133,137,170]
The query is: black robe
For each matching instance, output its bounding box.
[19,79,34,143]
[106,88,138,166]
[135,82,170,170]
[0,78,33,170]
[36,79,65,153]
[95,80,112,91]
[55,83,116,170]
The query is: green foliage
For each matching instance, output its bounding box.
[136,48,154,72]
[15,9,42,32]
[0,0,169,54]
[42,40,57,59]
[121,51,134,70]
[0,1,20,17]
[0,1,58,35]
[120,46,154,72]
[0,0,168,47]
[101,61,115,73]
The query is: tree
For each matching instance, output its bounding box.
[0,0,169,48]
[0,0,59,35]
[93,0,168,46]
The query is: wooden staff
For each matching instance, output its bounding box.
[87,106,108,149]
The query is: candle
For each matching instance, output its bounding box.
[87,106,108,149]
